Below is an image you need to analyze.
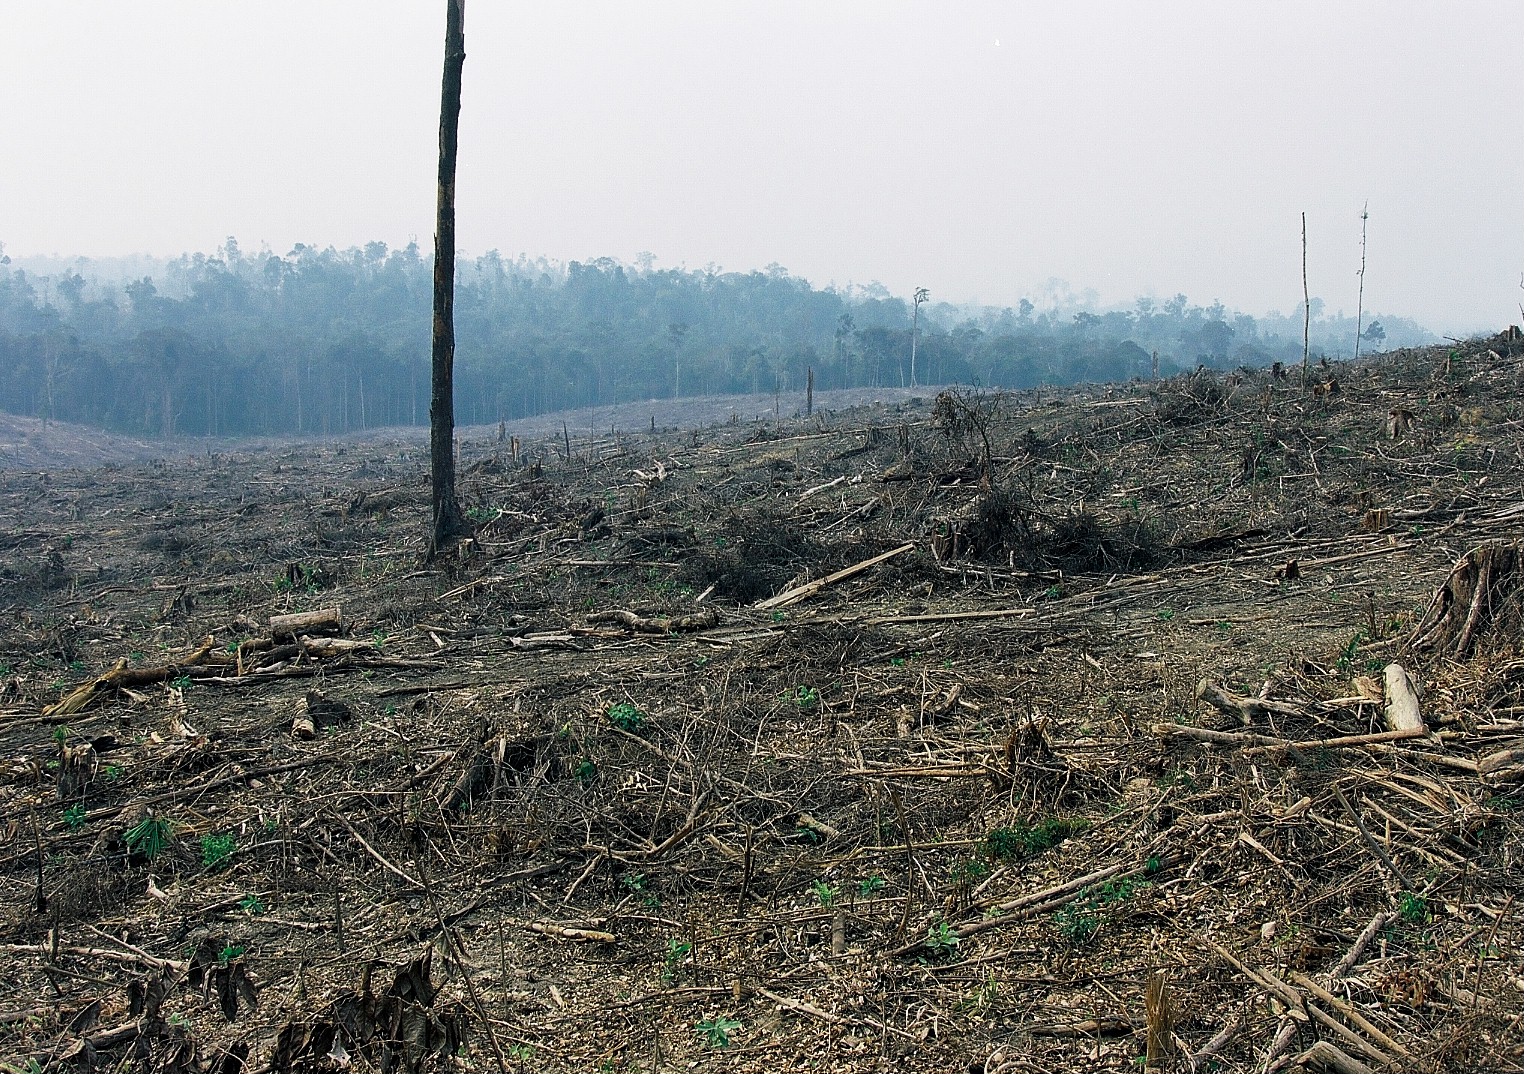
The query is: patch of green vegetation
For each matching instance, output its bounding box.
[694,1016,742,1048]
[786,684,819,709]
[63,803,87,830]
[1053,903,1100,944]
[984,817,1083,861]
[201,832,236,869]
[1397,891,1429,925]
[949,857,989,884]
[856,875,885,897]
[238,895,266,915]
[924,919,960,959]
[607,702,647,734]
[217,943,246,965]
[811,879,839,908]
[1155,607,1175,622]
[124,815,174,861]
[662,938,691,982]
[169,674,192,691]
[574,758,597,784]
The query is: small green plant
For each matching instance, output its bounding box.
[238,895,266,915]
[1155,607,1175,622]
[217,943,246,965]
[984,817,1081,861]
[1397,891,1429,925]
[574,758,597,784]
[662,938,691,982]
[63,803,87,830]
[1054,904,1100,944]
[124,815,174,861]
[949,857,989,884]
[169,674,192,691]
[925,919,960,958]
[105,763,123,782]
[890,656,907,667]
[811,879,839,908]
[1043,583,1062,600]
[787,685,820,709]
[694,1016,742,1048]
[53,724,72,745]
[622,872,647,894]
[607,701,647,734]
[201,832,236,869]
[857,875,885,897]
[504,1044,533,1062]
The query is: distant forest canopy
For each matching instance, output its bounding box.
[0,238,1435,439]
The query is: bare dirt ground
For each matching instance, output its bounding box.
[3,339,1524,1074]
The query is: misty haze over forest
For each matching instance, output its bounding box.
[0,239,1432,440]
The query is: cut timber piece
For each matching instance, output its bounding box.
[1382,663,1425,734]
[755,542,916,610]
[270,607,343,639]
[586,608,720,634]
[1296,1041,1372,1074]
[1478,746,1524,777]
[1195,679,1303,724]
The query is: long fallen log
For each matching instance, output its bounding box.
[586,608,720,634]
[42,637,219,718]
[1153,724,1425,751]
[754,542,916,610]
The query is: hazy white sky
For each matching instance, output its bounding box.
[3,1,1520,332]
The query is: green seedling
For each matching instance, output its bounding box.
[694,1016,742,1048]
[201,832,236,869]
[238,895,266,915]
[574,758,597,784]
[925,919,960,958]
[857,875,885,897]
[811,879,839,908]
[662,938,691,982]
[787,685,819,708]
[53,724,72,746]
[984,817,1081,861]
[169,674,192,691]
[217,943,246,965]
[1398,891,1429,925]
[124,815,174,861]
[607,702,646,734]
[1054,904,1100,944]
[63,803,87,830]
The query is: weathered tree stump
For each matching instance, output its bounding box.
[1410,541,1524,658]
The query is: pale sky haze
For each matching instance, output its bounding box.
[2,1,1520,334]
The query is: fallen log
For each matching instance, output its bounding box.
[755,542,916,610]
[270,607,343,639]
[1195,679,1303,724]
[586,608,720,634]
[42,637,219,718]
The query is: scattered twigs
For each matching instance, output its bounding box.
[1332,783,1412,889]
[42,636,218,717]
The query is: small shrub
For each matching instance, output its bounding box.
[607,702,646,734]
[694,1017,742,1048]
[812,879,839,908]
[925,919,960,959]
[201,832,236,869]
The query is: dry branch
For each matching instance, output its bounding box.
[586,608,720,634]
[754,541,916,609]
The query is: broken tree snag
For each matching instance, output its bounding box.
[1381,664,1425,735]
[586,608,720,634]
[1195,678,1303,725]
[1410,541,1524,657]
[269,607,343,640]
[754,541,916,610]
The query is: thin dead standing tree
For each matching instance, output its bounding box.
[1301,212,1311,387]
[1353,201,1369,362]
[429,0,468,553]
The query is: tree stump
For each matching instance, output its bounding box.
[1410,541,1524,658]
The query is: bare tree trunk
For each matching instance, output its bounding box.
[430,0,467,553]
[1301,212,1310,387]
[1353,201,1368,361]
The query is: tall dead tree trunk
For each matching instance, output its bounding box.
[429,0,467,553]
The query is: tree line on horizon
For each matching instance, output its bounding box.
[0,239,1433,439]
